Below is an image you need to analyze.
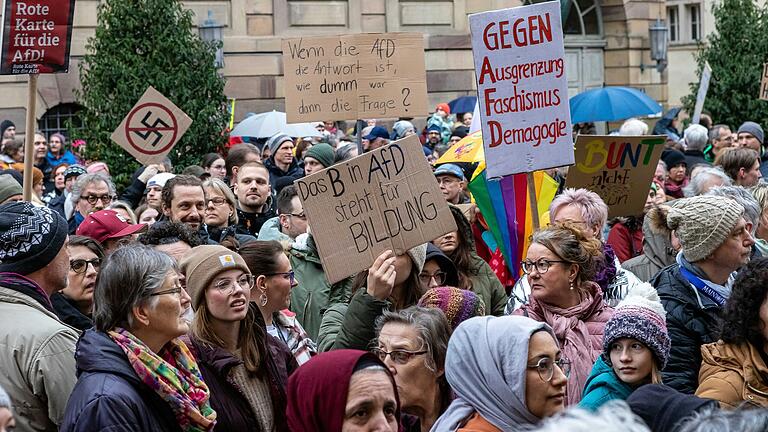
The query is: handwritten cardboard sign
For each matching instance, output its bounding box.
[0,0,76,74]
[565,135,665,218]
[110,87,193,165]
[297,134,456,283]
[760,63,768,101]
[469,2,573,178]
[282,33,428,123]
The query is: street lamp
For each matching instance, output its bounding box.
[648,18,668,73]
[199,10,224,69]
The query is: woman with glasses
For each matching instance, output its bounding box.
[513,222,614,405]
[202,178,256,250]
[432,316,569,431]
[431,207,507,316]
[580,283,670,410]
[419,243,459,292]
[180,245,296,431]
[374,306,451,432]
[51,235,105,330]
[240,240,317,365]
[61,245,216,432]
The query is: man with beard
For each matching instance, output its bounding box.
[425,124,443,150]
[234,161,275,237]
[264,133,304,190]
[160,175,214,244]
[0,202,78,431]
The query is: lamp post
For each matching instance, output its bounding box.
[648,18,668,73]
[198,10,224,69]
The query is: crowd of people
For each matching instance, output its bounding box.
[2,107,768,432]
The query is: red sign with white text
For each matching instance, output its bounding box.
[0,0,76,74]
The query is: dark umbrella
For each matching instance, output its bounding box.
[448,96,477,114]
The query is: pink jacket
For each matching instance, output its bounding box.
[514,282,614,405]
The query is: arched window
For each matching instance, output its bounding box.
[523,0,602,36]
[38,103,83,138]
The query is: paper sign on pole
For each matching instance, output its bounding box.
[565,135,666,218]
[282,33,428,123]
[110,86,193,166]
[296,134,457,283]
[692,63,712,124]
[760,63,768,101]
[469,2,574,179]
[0,0,76,74]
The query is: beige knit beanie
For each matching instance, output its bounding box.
[665,195,744,262]
[179,245,251,308]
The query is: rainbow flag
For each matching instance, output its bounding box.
[469,169,559,280]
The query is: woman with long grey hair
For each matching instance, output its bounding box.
[61,245,216,432]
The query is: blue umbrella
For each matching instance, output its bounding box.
[569,86,662,123]
[448,95,477,114]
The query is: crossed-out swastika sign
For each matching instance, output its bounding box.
[111,86,192,165]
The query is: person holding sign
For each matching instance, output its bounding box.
[317,246,427,352]
[648,195,753,394]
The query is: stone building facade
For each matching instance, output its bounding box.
[0,0,669,138]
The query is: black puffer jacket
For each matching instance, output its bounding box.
[651,265,722,394]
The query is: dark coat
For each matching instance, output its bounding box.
[651,265,723,394]
[50,292,92,331]
[235,205,276,237]
[683,149,710,175]
[60,329,182,432]
[264,157,304,191]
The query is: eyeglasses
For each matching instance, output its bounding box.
[80,194,114,205]
[288,213,306,220]
[419,271,446,286]
[527,357,571,382]
[372,348,428,365]
[207,197,228,207]
[264,270,296,285]
[213,274,255,295]
[521,258,569,275]
[70,258,101,274]
[148,286,183,297]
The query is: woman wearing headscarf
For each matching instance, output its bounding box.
[61,245,216,432]
[513,222,614,405]
[180,245,297,431]
[286,350,401,432]
[431,316,569,431]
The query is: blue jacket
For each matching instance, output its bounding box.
[60,329,182,432]
[46,150,79,169]
[579,355,633,411]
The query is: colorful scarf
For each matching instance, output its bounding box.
[109,328,216,432]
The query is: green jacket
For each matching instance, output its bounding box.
[317,287,390,352]
[468,255,508,316]
[289,233,353,340]
[579,355,633,411]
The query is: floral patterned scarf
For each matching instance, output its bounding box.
[109,328,217,432]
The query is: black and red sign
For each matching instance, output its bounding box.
[0,0,76,74]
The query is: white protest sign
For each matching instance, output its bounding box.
[760,63,768,101]
[692,63,712,124]
[110,86,192,165]
[469,2,573,178]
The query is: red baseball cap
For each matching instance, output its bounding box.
[76,210,147,244]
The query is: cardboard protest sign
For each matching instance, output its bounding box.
[0,0,76,74]
[297,134,457,283]
[110,86,193,165]
[760,63,768,101]
[469,2,573,179]
[692,62,712,124]
[565,135,665,218]
[282,33,428,123]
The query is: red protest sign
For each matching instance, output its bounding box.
[0,0,76,75]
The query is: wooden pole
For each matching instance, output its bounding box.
[356,119,365,155]
[22,74,38,201]
[527,171,540,230]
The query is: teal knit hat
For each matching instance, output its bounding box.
[304,143,335,168]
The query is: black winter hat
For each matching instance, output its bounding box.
[0,120,14,138]
[661,149,686,169]
[0,202,69,275]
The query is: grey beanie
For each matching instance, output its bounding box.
[266,133,293,155]
[738,121,764,145]
[406,243,427,273]
[0,174,22,203]
[666,195,744,262]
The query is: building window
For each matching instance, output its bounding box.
[667,7,679,42]
[38,103,82,138]
[688,4,701,41]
